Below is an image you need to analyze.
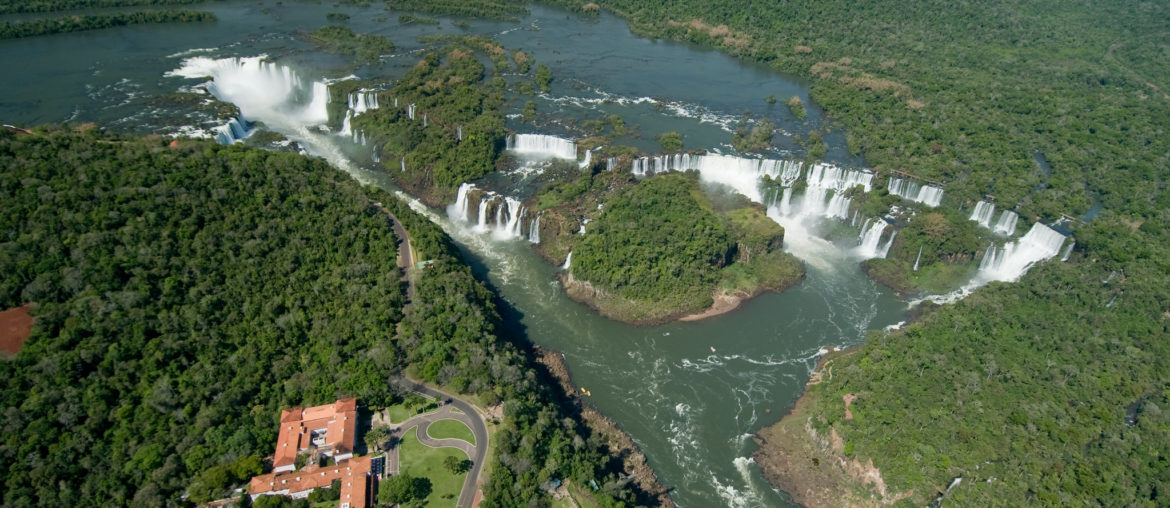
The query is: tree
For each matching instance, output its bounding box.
[656,131,683,152]
[365,425,393,452]
[443,456,471,474]
[378,474,431,505]
[534,64,552,92]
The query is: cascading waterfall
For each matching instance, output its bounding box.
[457,125,463,141]
[1060,241,1075,262]
[606,157,616,171]
[407,103,415,120]
[338,90,379,137]
[168,56,330,144]
[214,115,252,144]
[856,219,889,259]
[579,148,592,169]
[913,246,923,271]
[993,210,1018,236]
[423,114,427,128]
[446,183,541,242]
[506,133,578,160]
[400,157,405,172]
[563,251,572,269]
[888,177,944,207]
[970,201,995,228]
[977,222,1066,282]
[528,214,541,244]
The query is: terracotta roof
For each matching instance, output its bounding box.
[273,398,358,469]
[250,455,372,508]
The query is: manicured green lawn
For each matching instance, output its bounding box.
[426,418,476,446]
[399,428,467,507]
[386,403,415,424]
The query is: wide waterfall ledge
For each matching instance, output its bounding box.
[506,133,578,160]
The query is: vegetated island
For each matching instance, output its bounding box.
[305,25,395,64]
[0,10,216,39]
[558,171,804,325]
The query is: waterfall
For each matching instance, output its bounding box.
[457,125,462,141]
[400,157,405,172]
[422,114,427,128]
[506,133,578,160]
[606,157,616,171]
[856,219,887,258]
[977,222,1066,282]
[993,210,1018,236]
[913,246,923,271]
[393,97,398,107]
[408,103,415,120]
[347,90,379,114]
[528,214,541,244]
[970,201,995,228]
[339,109,352,136]
[214,115,252,144]
[880,230,897,258]
[1060,241,1075,262]
[563,251,572,270]
[888,177,944,207]
[445,183,541,242]
[168,56,331,144]
[579,148,592,169]
[452,182,472,221]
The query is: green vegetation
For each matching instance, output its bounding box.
[378,471,433,506]
[548,0,1170,223]
[571,173,733,316]
[0,0,212,14]
[535,63,553,92]
[656,131,682,152]
[786,96,806,120]
[568,173,801,323]
[397,428,464,507]
[306,25,394,64]
[0,9,215,39]
[0,128,404,505]
[427,419,476,445]
[325,12,349,22]
[731,117,774,152]
[0,127,651,507]
[384,0,529,21]
[398,13,439,25]
[792,220,1170,504]
[343,42,508,205]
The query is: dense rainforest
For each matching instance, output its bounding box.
[537,0,1170,504]
[567,172,802,323]
[0,10,215,39]
[0,127,645,507]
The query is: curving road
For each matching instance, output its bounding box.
[374,203,487,507]
[390,379,489,508]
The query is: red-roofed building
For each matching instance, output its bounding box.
[249,455,373,508]
[273,398,358,473]
[250,398,376,508]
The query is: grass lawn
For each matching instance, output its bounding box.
[426,419,476,446]
[399,427,467,507]
[386,402,415,424]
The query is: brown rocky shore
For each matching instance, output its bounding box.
[751,350,912,507]
[533,346,675,507]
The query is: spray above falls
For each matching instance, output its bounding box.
[168,56,330,144]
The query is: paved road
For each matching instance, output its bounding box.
[371,202,417,299]
[374,202,487,508]
[391,379,489,508]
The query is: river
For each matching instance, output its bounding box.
[0,2,907,505]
